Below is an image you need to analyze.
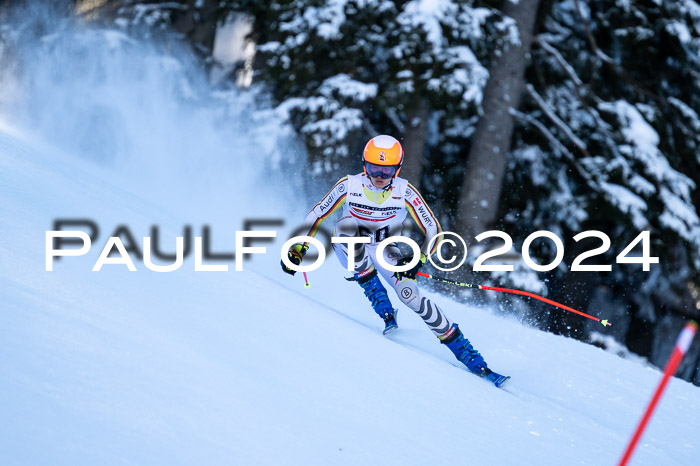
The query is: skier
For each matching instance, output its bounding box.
[281,135,508,386]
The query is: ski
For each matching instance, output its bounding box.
[483,369,510,388]
[382,322,398,335]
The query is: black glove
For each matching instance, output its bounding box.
[281,244,308,276]
[394,253,427,280]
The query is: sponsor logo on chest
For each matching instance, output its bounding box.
[349,202,401,219]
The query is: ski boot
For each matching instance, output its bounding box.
[357,269,398,335]
[440,324,510,387]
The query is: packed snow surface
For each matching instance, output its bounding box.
[1,127,699,465]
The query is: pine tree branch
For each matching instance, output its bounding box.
[525,84,591,158]
[571,0,667,107]
[533,35,608,130]
[510,108,598,192]
[534,36,582,87]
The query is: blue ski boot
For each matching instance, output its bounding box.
[441,324,488,375]
[440,324,510,387]
[357,269,398,335]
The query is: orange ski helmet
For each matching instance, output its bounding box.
[362,135,404,178]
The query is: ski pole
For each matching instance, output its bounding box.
[416,271,610,327]
[302,272,311,289]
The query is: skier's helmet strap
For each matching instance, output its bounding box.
[363,135,403,177]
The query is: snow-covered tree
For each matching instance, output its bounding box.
[74,0,222,59]
[222,0,513,190]
[502,0,700,380]
[455,0,540,239]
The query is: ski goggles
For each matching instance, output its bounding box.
[365,162,398,179]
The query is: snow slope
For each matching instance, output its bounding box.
[1,124,700,466]
[0,14,699,465]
